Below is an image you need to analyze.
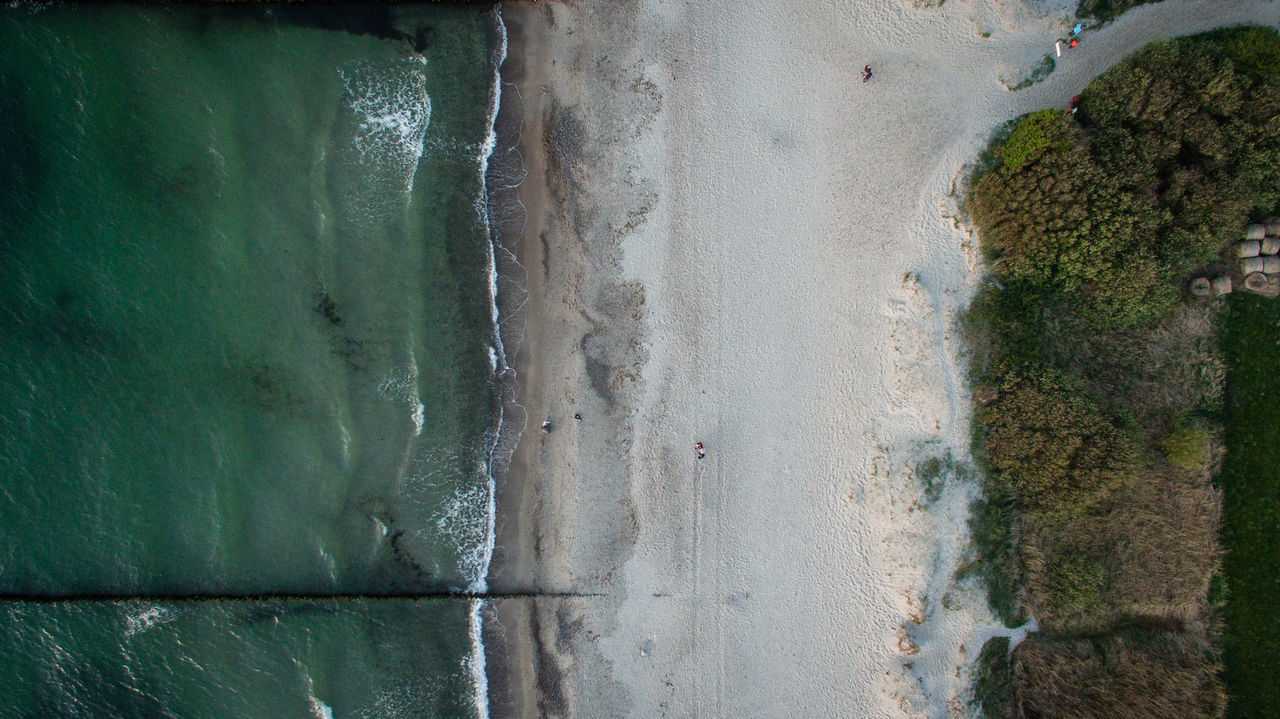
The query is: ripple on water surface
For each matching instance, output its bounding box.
[0,4,505,716]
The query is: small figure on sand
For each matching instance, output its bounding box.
[574,413,582,421]
[541,420,552,433]
[862,65,873,83]
[695,441,705,459]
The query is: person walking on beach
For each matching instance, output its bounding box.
[862,65,873,83]
[695,441,705,459]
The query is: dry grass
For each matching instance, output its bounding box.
[1104,470,1220,623]
[1012,632,1225,719]
[1020,467,1220,632]
[1050,301,1225,431]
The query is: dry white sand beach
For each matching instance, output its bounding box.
[488,0,1280,716]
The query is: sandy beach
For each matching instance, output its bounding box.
[486,0,1280,716]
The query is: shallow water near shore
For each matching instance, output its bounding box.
[0,4,502,715]
[0,600,480,718]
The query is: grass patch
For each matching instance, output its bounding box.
[914,448,970,504]
[958,482,1023,626]
[1003,54,1055,91]
[1076,0,1160,23]
[972,636,1014,719]
[1163,426,1210,469]
[1041,555,1106,618]
[1219,294,1280,719]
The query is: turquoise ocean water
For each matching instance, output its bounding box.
[0,4,505,716]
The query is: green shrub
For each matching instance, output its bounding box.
[963,27,1280,718]
[1222,26,1280,83]
[961,281,1048,375]
[1004,55,1057,92]
[978,372,1137,515]
[968,112,1172,327]
[998,111,1065,172]
[1163,427,1209,469]
[970,30,1280,330]
[969,112,1090,287]
[914,449,970,505]
[1075,0,1158,23]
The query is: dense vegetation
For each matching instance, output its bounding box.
[1075,0,1158,23]
[964,27,1280,719]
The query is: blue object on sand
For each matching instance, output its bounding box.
[1073,23,1083,35]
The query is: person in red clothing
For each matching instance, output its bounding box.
[695,441,705,459]
[862,65,873,83]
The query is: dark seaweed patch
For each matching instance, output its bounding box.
[312,288,342,326]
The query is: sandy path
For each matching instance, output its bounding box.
[492,0,1280,717]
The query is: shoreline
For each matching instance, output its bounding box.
[481,4,548,717]
[483,2,653,715]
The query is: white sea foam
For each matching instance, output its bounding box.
[307,697,335,719]
[338,420,351,466]
[337,58,432,222]
[122,605,175,638]
[467,599,491,719]
[409,343,425,437]
[377,361,426,437]
[412,402,425,437]
[434,476,494,592]
[464,10,509,719]
[340,60,431,170]
[298,660,336,719]
[479,9,509,369]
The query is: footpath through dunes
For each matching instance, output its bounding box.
[491,0,1280,717]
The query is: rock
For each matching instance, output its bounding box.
[1211,276,1233,296]
[1262,237,1280,255]
[1267,218,1280,237]
[1265,257,1280,274]
[1246,224,1266,240]
[1190,277,1212,296]
[1237,240,1262,258]
[1243,256,1266,274]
